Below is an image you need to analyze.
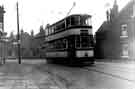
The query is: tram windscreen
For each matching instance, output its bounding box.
[81,16,92,26]
[75,35,94,48]
[66,15,92,27]
[81,36,90,47]
[71,16,80,26]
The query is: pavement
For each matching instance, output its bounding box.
[0,62,64,89]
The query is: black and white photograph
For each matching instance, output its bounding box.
[0,0,134,89]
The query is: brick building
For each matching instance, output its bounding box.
[7,25,46,59]
[95,0,135,61]
[7,30,34,58]
[31,25,46,57]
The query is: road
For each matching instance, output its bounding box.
[0,59,134,89]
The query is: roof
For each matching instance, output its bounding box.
[96,21,110,34]
[96,0,133,34]
[119,0,134,16]
[49,14,92,27]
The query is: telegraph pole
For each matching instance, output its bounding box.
[16,2,21,64]
[0,6,6,64]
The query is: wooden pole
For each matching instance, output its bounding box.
[17,2,21,64]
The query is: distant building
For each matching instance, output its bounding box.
[30,25,46,57]
[7,30,33,58]
[7,25,46,59]
[95,0,135,61]
[7,32,17,58]
[20,29,33,57]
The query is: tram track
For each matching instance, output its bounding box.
[83,67,135,83]
[93,64,134,74]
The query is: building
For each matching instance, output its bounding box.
[7,30,34,59]
[95,0,135,61]
[20,30,33,57]
[7,32,17,58]
[6,25,46,59]
[30,25,46,58]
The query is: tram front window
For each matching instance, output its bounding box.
[70,16,80,26]
[75,35,92,48]
[75,36,80,48]
[81,36,90,48]
[85,17,92,26]
[81,16,92,26]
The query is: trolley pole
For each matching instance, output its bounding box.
[66,2,76,17]
[16,2,21,64]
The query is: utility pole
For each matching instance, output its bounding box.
[0,6,6,64]
[16,2,21,64]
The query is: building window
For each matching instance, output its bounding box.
[121,43,129,58]
[0,23,2,31]
[120,24,128,38]
[132,4,135,18]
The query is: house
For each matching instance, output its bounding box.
[95,0,135,61]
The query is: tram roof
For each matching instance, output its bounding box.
[48,14,92,27]
[66,14,92,18]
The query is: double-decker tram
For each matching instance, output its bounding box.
[44,14,95,65]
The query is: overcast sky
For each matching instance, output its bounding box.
[0,0,131,35]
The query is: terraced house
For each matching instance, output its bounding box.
[96,0,135,61]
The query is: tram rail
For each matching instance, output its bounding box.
[83,67,135,83]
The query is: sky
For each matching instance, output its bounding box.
[0,0,131,36]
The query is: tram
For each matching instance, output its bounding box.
[43,14,95,65]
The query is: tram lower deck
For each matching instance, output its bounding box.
[44,35,95,65]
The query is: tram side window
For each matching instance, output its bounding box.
[54,39,67,49]
[75,36,80,48]
[49,42,53,49]
[61,22,65,30]
[53,41,56,49]
[55,21,65,32]
[66,17,71,27]
[55,40,60,49]
[62,39,67,48]
[71,17,75,26]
